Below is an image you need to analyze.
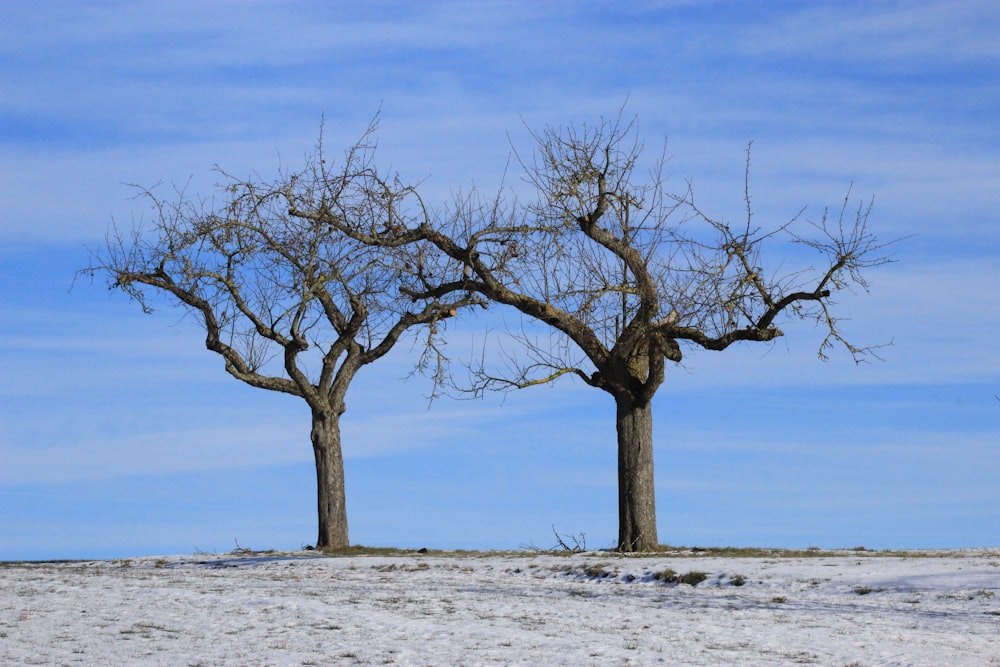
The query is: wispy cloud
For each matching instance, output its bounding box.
[733,1,1000,63]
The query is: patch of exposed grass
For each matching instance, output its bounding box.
[555,563,619,580]
[678,571,708,586]
[651,568,678,583]
[630,545,998,559]
[318,545,424,557]
[650,568,709,585]
[318,545,507,558]
[668,546,843,558]
[581,563,616,579]
[372,562,430,573]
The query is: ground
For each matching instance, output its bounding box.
[1,548,998,665]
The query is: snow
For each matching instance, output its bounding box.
[1,549,998,666]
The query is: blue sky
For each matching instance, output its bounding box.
[1,0,998,560]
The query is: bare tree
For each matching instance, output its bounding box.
[87,121,482,549]
[310,115,895,552]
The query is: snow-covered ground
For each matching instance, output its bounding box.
[1,548,997,666]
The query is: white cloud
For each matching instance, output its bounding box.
[731,1,1000,63]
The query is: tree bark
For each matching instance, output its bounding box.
[311,408,349,549]
[615,394,659,552]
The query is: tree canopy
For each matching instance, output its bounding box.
[91,113,893,552]
[90,121,483,548]
[301,114,894,550]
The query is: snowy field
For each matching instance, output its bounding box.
[1,548,998,666]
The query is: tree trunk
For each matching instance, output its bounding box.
[311,408,349,549]
[615,394,659,552]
